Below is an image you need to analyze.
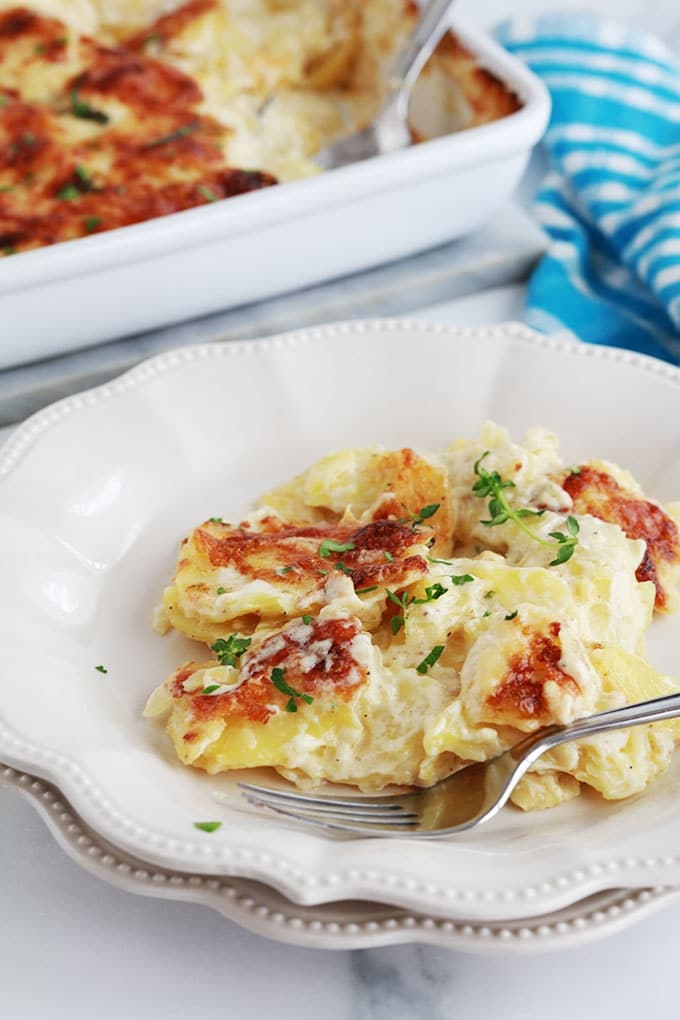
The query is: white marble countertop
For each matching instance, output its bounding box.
[4,0,680,1016]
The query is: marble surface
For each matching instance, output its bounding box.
[4,1,680,1016]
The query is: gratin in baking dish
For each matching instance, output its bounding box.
[0,12,550,367]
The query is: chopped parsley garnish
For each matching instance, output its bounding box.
[216,587,226,595]
[271,667,313,713]
[277,565,295,574]
[201,685,222,695]
[482,609,492,618]
[3,246,16,256]
[211,635,251,667]
[95,665,108,674]
[355,585,379,595]
[505,610,518,621]
[319,539,356,559]
[34,43,46,55]
[385,588,415,635]
[197,184,218,202]
[428,556,452,566]
[451,574,474,586]
[383,551,394,562]
[414,582,447,604]
[56,184,80,201]
[485,590,495,599]
[473,452,579,566]
[317,568,329,576]
[194,821,222,833]
[84,216,101,233]
[70,90,109,125]
[209,517,223,523]
[144,121,199,149]
[569,465,582,476]
[416,645,445,675]
[334,562,354,575]
[302,615,313,625]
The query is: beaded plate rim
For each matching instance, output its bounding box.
[2,760,678,954]
[2,318,680,922]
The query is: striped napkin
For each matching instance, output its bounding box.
[497,15,680,363]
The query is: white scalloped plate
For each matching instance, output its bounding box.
[3,762,678,954]
[3,319,680,923]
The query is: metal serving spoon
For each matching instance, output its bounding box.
[315,0,457,170]
[240,689,680,837]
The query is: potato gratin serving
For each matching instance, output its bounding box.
[0,0,518,255]
[146,423,680,812]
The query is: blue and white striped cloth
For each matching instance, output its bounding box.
[497,15,680,363]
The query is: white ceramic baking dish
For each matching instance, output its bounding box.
[0,22,550,369]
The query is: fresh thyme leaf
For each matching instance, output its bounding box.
[390,615,405,635]
[302,615,313,625]
[334,562,354,575]
[197,184,218,202]
[451,574,474,586]
[505,610,518,621]
[211,635,251,667]
[271,667,313,707]
[412,503,440,524]
[385,588,404,608]
[355,585,379,595]
[216,587,226,595]
[194,821,221,833]
[416,645,445,675]
[427,556,452,565]
[95,665,108,674]
[319,539,356,559]
[472,452,579,566]
[201,685,222,695]
[70,89,109,125]
[144,121,199,149]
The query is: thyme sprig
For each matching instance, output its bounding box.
[472,452,579,566]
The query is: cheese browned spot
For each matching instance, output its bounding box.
[174,616,369,726]
[487,622,580,721]
[0,4,275,253]
[196,517,429,595]
[564,466,680,609]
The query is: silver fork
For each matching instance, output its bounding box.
[239,690,680,837]
[315,0,457,170]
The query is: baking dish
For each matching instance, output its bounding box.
[0,22,550,368]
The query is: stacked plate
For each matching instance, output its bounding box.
[2,319,680,952]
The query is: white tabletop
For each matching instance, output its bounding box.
[4,0,680,1014]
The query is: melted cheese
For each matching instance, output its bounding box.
[146,423,680,805]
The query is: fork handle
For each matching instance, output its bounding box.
[518,690,680,766]
[388,0,457,108]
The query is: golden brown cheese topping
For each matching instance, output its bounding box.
[563,466,680,609]
[195,516,429,596]
[173,616,368,726]
[487,622,580,722]
[0,4,275,253]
